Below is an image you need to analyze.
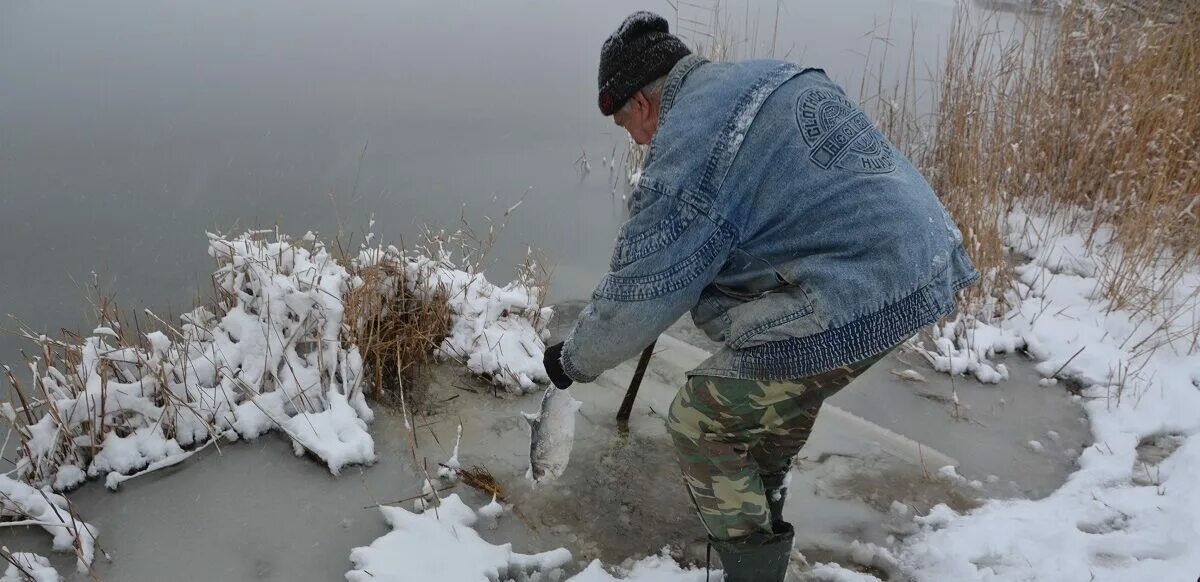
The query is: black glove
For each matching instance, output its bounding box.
[543,342,573,390]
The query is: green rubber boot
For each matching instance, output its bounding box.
[710,522,794,582]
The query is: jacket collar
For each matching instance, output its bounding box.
[659,54,708,121]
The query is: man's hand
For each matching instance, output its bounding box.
[543,343,573,390]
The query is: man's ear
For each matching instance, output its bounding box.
[632,90,650,116]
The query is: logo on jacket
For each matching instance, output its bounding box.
[796,88,896,174]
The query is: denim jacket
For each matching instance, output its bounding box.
[562,55,978,382]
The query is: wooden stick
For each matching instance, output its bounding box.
[616,341,656,424]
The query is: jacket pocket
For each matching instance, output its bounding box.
[726,285,823,349]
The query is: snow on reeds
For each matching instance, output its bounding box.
[1,228,552,570]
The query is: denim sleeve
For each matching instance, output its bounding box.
[560,190,735,382]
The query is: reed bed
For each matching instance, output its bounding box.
[878,2,1199,327]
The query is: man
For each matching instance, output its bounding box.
[542,11,978,582]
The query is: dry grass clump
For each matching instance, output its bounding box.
[459,464,506,502]
[342,204,554,407]
[343,255,451,409]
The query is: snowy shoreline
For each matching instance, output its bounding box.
[2,205,1196,581]
[887,209,1200,582]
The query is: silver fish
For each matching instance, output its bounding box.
[524,385,582,484]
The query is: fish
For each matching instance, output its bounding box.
[524,385,582,485]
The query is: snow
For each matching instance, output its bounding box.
[89,426,185,479]
[7,230,553,490]
[438,424,464,481]
[103,438,217,490]
[570,551,717,582]
[803,563,883,582]
[284,391,376,475]
[346,416,713,582]
[398,242,554,394]
[346,494,573,582]
[0,552,59,582]
[0,476,96,574]
[51,466,85,492]
[914,318,1022,384]
[887,208,1200,581]
[348,494,717,582]
[478,494,506,529]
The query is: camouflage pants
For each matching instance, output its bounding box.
[666,353,886,540]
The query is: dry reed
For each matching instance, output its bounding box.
[342,256,451,409]
[895,1,1199,330]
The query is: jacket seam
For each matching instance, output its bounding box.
[595,219,734,302]
[697,64,803,197]
[650,55,709,166]
[611,199,700,270]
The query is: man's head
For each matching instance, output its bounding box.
[598,11,691,145]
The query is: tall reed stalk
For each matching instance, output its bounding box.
[895,1,1199,322]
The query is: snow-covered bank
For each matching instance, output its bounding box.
[891,209,1200,581]
[5,233,378,495]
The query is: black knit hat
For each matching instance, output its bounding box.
[598,11,692,116]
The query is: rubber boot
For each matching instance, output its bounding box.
[762,471,789,529]
[710,522,794,582]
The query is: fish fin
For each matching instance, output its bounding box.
[521,411,539,427]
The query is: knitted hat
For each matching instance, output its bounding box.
[598,11,692,116]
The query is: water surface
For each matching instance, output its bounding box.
[1,0,976,361]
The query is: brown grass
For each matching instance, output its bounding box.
[872,2,1199,326]
[459,464,506,502]
[342,256,451,409]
